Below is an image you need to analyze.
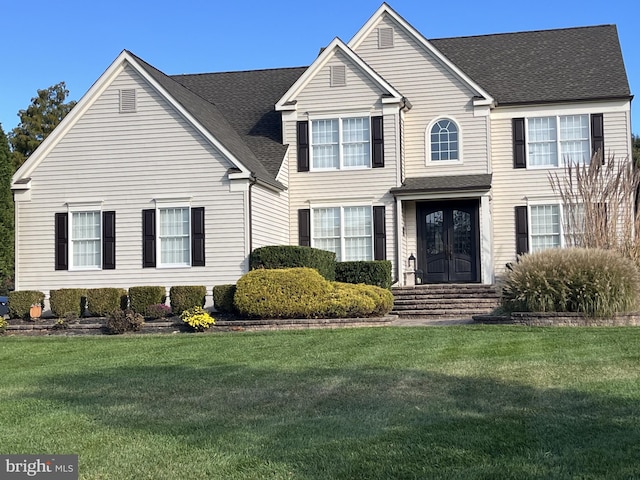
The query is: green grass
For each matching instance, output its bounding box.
[1,326,639,479]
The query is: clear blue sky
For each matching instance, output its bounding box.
[1,0,638,135]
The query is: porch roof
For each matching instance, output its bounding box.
[390,174,492,195]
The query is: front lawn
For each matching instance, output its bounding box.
[1,327,639,479]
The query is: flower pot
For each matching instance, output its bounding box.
[29,304,42,320]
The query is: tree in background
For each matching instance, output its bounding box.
[0,124,14,294]
[9,82,76,169]
[633,134,640,167]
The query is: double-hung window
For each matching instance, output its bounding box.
[71,211,102,269]
[312,206,373,261]
[530,204,561,252]
[311,116,370,169]
[519,203,589,254]
[159,207,190,266]
[524,114,592,167]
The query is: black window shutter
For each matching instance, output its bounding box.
[591,113,605,164]
[142,209,156,268]
[55,212,68,270]
[102,211,116,270]
[298,209,311,247]
[371,116,384,168]
[191,207,205,267]
[297,121,309,172]
[513,118,526,169]
[373,206,386,260]
[515,206,529,255]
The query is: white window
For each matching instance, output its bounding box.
[527,115,590,167]
[71,211,101,269]
[311,117,370,169]
[312,206,372,261]
[430,119,459,161]
[530,204,561,252]
[159,207,190,266]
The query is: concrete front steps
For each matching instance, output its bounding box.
[392,284,501,319]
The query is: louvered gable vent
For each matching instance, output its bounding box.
[119,89,136,113]
[330,65,346,87]
[378,27,394,48]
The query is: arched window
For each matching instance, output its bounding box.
[430,119,459,161]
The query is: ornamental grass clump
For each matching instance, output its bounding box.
[501,248,640,317]
[181,306,215,331]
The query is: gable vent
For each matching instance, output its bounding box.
[330,65,346,87]
[378,27,394,49]
[119,89,136,113]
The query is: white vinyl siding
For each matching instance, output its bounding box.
[353,14,490,177]
[71,211,101,269]
[14,64,249,297]
[312,206,372,261]
[490,104,632,276]
[159,207,190,266]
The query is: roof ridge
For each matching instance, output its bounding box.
[170,65,309,77]
[431,24,617,42]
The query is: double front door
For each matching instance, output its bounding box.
[417,201,480,283]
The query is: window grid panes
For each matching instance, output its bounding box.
[559,115,590,164]
[342,118,370,167]
[72,211,101,268]
[527,115,590,167]
[312,206,373,261]
[311,117,370,169]
[430,119,459,161]
[159,207,190,265]
[530,205,561,252]
[313,207,341,260]
[343,206,372,261]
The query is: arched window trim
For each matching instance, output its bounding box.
[425,117,463,165]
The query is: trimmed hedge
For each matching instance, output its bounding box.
[212,284,237,313]
[129,286,166,315]
[170,285,206,315]
[234,267,393,319]
[501,247,640,317]
[86,288,128,317]
[8,290,45,319]
[50,288,87,318]
[335,260,392,289]
[250,246,336,281]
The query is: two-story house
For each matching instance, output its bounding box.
[11,4,632,308]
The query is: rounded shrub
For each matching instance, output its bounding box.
[50,288,87,318]
[129,286,166,315]
[234,267,394,319]
[212,284,237,313]
[501,248,640,317]
[86,288,128,317]
[8,290,45,319]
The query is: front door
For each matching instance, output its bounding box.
[417,201,480,283]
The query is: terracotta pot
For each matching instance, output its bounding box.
[29,304,42,320]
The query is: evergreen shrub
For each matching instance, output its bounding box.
[335,260,392,289]
[501,248,640,317]
[234,267,393,319]
[86,288,127,317]
[105,309,144,334]
[169,285,206,315]
[250,246,336,281]
[212,284,237,313]
[49,288,87,317]
[8,290,44,319]
[129,286,166,315]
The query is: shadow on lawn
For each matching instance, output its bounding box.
[27,365,640,479]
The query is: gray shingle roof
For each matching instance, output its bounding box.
[170,68,307,181]
[390,174,492,194]
[431,25,631,105]
[129,51,304,188]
